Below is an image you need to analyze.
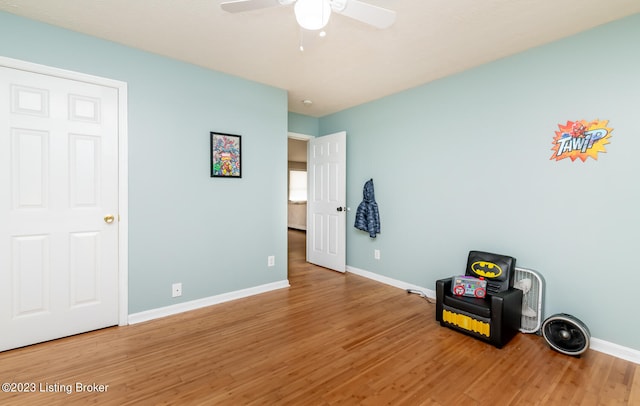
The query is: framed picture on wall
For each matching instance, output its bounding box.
[210,132,241,178]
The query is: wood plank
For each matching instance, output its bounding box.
[0,229,636,405]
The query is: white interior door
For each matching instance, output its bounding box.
[0,65,120,352]
[307,131,346,272]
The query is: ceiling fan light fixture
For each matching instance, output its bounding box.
[294,0,331,31]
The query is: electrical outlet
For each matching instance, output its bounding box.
[268,255,275,267]
[172,283,182,297]
[374,249,380,260]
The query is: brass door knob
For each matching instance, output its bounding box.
[104,214,115,224]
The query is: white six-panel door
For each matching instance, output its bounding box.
[0,65,120,352]
[307,131,346,272]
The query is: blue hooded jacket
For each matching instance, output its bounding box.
[354,179,380,238]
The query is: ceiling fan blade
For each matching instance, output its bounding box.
[333,0,396,29]
[220,0,290,13]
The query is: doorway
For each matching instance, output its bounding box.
[287,136,309,231]
[287,133,311,278]
[287,131,347,274]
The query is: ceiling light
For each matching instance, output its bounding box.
[294,0,331,31]
[302,99,313,106]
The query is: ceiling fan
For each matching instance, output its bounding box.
[220,0,396,31]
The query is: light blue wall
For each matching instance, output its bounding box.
[288,112,319,136]
[0,12,289,313]
[320,14,640,351]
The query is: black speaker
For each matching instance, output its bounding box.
[542,313,590,356]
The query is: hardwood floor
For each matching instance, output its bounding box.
[1,228,638,405]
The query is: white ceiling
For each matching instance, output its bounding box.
[1,0,639,117]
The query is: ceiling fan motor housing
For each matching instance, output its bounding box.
[542,313,591,356]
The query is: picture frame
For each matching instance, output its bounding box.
[210,132,241,178]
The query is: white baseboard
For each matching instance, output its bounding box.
[346,266,639,365]
[128,280,290,325]
[590,338,640,364]
[346,266,435,299]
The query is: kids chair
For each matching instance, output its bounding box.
[435,250,523,348]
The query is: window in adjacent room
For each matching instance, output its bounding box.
[289,170,307,202]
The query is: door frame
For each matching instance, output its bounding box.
[288,132,314,142]
[0,56,129,326]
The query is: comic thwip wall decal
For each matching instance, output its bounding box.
[550,119,612,162]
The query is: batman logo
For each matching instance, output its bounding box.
[471,261,503,278]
